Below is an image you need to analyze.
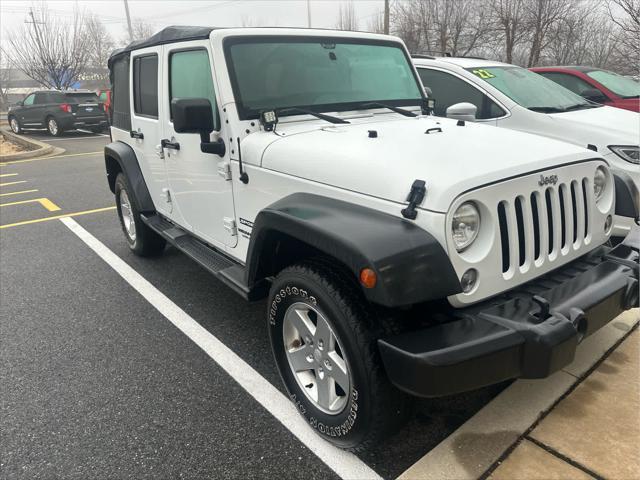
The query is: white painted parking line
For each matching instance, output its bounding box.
[76,129,110,137]
[60,216,381,480]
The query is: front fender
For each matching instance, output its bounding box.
[246,193,461,307]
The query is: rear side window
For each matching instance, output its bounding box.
[34,93,48,104]
[133,54,159,118]
[418,68,506,120]
[111,55,131,130]
[539,72,594,96]
[169,49,219,129]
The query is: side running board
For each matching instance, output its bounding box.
[141,213,266,300]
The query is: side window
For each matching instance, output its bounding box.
[169,49,219,130]
[418,68,506,120]
[111,54,132,130]
[99,91,108,101]
[133,54,159,118]
[538,72,594,96]
[23,94,35,106]
[33,93,48,104]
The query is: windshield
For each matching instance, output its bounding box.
[586,70,640,98]
[225,37,424,119]
[466,66,593,112]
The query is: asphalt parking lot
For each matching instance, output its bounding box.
[0,130,506,479]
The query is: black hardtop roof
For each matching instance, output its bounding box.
[108,25,216,65]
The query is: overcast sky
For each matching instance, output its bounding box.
[0,0,385,45]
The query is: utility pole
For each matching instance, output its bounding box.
[123,0,134,42]
[383,0,389,34]
[306,0,312,28]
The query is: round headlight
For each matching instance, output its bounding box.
[593,166,607,201]
[452,202,480,252]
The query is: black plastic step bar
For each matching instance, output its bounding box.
[141,213,266,300]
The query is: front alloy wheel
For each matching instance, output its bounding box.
[9,117,21,134]
[283,302,351,415]
[268,261,412,451]
[119,188,137,242]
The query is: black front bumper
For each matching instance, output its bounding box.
[378,227,639,397]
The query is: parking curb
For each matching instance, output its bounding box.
[397,309,639,480]
[0,128,56,162]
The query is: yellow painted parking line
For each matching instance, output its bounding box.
[0,189,39,197]
[0,180,27,187]
[0,206,116,229]
[0,151,102,166]
[0,173,18,178]
[0,197,61,212]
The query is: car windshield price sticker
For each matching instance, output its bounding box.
[472,69,496,79]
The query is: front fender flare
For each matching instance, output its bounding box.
[246,193,461,307]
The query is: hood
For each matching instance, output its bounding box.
[549,105,639,148]
[252,116,599,213]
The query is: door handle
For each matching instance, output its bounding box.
[161,139,180,150]
[130,130,144,139]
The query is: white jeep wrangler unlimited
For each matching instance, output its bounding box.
[105,27,639,451]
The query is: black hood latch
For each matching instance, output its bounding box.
[401,180,427,220]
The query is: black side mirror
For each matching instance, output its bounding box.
[171,97,225,156]
[16,100,23,106]
[582,88,607,104]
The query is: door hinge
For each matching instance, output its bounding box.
[223,217,237,236]
[217,161,232,180]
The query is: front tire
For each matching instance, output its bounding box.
[9,116,22,134]
[114,173,166,257]
[268,261,412,451]
[46,116,62,136]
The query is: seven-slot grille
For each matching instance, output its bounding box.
[497,177,592,278]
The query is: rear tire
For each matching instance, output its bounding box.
[9,116,22,134]
[46,116,62,136]
[268,260,413,451]
[115,173,166,257]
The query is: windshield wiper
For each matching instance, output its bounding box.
[564,103,599,111]
[528,106,566,113]
[622,95,639,99]
[277,107,350,124]
[357,101,418,117]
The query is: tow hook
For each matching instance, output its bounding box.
[568,308,588,343]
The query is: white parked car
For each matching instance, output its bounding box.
[105,27,639,450]
[412,56,640,235]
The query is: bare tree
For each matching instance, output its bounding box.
[0,50,12,110]
[607,0,640,72]
[525,0,574,67]
[335,1,359,31]
[3,3,90,89]
[85,15,114,82]
[126,19,154,42]
[491,0,527,63]
[366,10,385,34]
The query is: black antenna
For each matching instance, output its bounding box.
[237,137,249,184]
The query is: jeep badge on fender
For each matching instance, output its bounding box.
[103,26,639,451]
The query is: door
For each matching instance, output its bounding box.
[161,42,236,249]
[130,47,172,216]
[18,93,38,126]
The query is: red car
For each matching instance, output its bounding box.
[531,66,639,112]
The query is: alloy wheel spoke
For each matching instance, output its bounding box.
[286,307,315,339]
[316,373,334,410]
[314,315,332,348]
[327,351,349,392]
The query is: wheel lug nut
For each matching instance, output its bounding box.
[318,339,324,349]
[324,360,331,370]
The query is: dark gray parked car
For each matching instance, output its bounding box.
[8,90,108,136]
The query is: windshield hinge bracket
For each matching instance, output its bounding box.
[401,180,427,220]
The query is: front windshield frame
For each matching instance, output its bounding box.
[223,35,427,120]
[586,70,640,98]
[465,65,595,112]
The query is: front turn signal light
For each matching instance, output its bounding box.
[359,268,377,289]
